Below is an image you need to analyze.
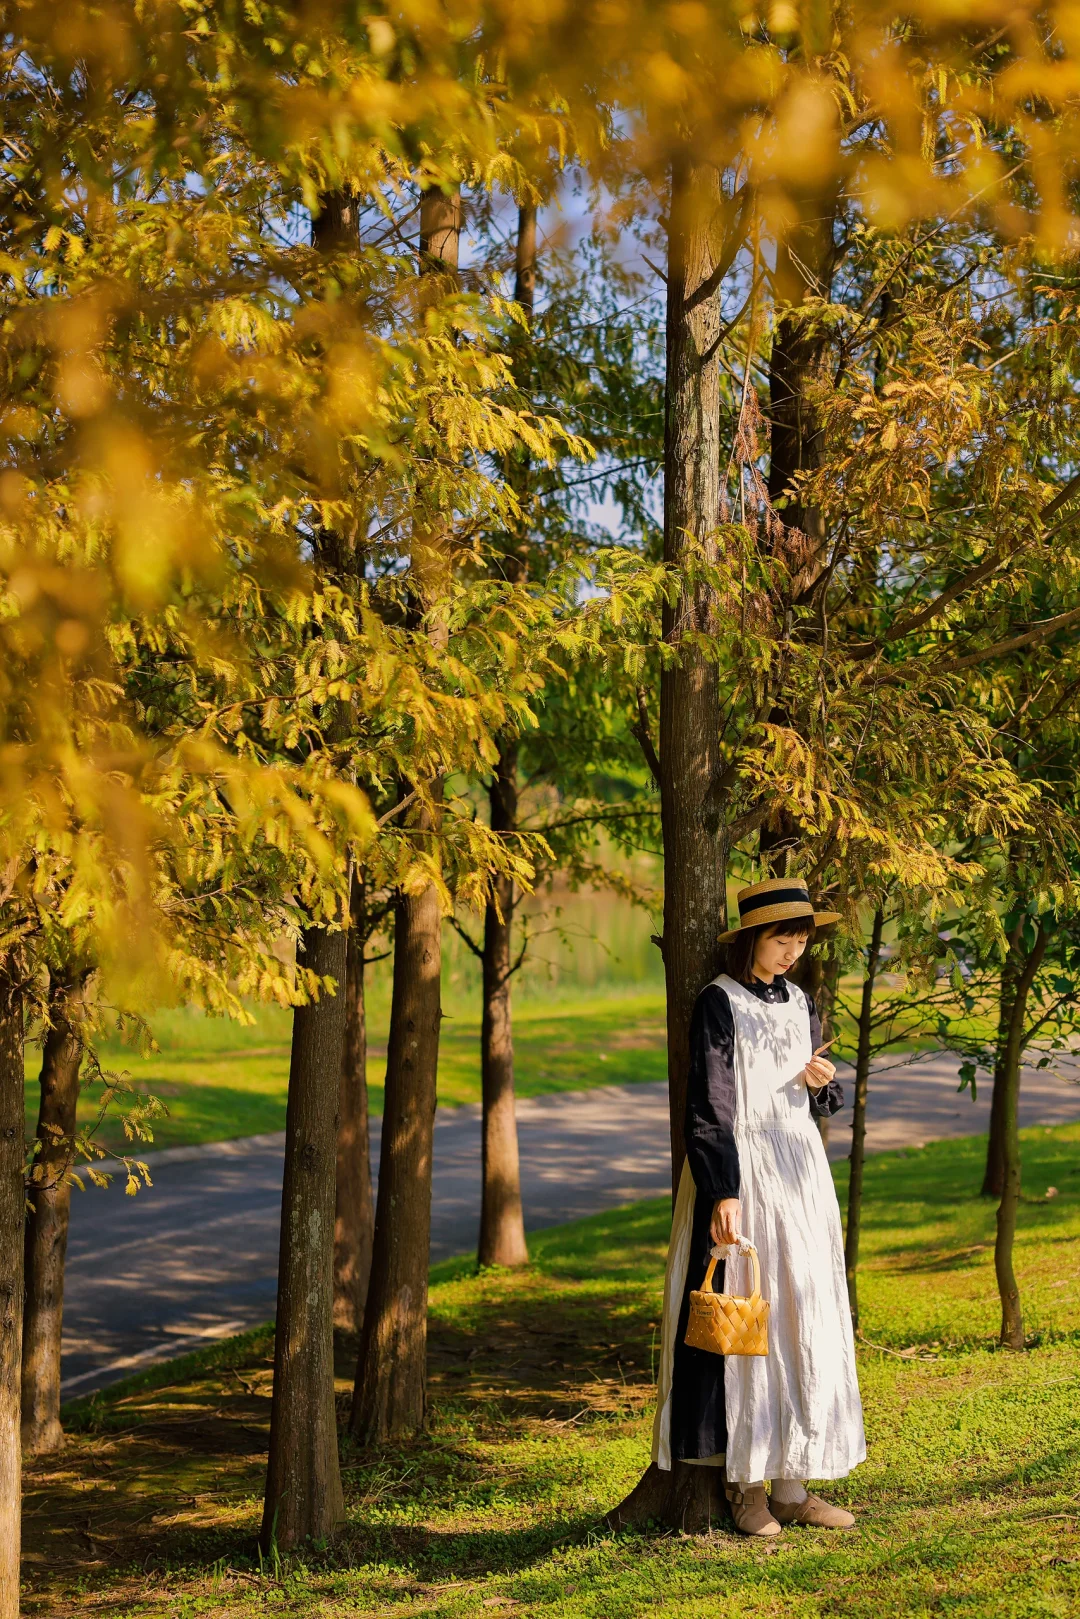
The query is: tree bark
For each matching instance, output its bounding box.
[611,155,736,1537]
[350,183,458,1445]
[309,193,376,1337]
[349,877,442,1441]
[982,920,1022,1199]
[789,948,833,1146]
[22,976,87,1456]
[311,188,360,255]
[334,871,374,1334]
[658,155,728,1204]
[843,908,884,1333]
[606,1459,728,1534]
[995,923,1047,1351]
[0,966,23,1619]
[261,925,348,1551]
[767,185,839,583]
[474,203,535,1271]
[478,742,528,1268]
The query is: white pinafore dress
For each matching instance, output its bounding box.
[652,973,865,1484]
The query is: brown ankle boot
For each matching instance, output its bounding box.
[724,1481,782,1537]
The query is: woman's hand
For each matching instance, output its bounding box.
[711,1198,741,1246]
[802,1053,836,1091]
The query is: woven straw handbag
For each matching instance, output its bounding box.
[684,1240,769,1357]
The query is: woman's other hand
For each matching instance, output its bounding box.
[802,1053,836,1091]
[711,1198,741,1246]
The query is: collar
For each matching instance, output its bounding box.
[746,972,789,1000]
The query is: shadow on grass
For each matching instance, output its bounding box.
[330,1507,603,1581]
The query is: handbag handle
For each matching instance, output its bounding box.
[701,1241,761,1301]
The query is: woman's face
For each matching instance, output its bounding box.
[751,925,809,981]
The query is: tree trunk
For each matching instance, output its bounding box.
[995,923,1047,1351]
[612,155,734,1537]
[982,920,1022,1199]
[334,871,374,1334]
[478,741,528,1268]
[22,976,87,1456]
[843,908,884,1333]
[606,1460,727,1534]
[349,878,442,1441]
[310,193,375,1337]
[261,925,348,1552]
[349,184,458,1445]
[311,188,359,255]
[476,202,535,1271]
[789,949,833,1146]
[658,155,728,1204]
[818,952,842,1035]
[0,967,23,1619]
[767,185,839,585]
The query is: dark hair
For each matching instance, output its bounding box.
[724,918,816,984]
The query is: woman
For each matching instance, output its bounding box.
[651,877,865,1536]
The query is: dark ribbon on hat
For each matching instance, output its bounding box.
[737,885,811,918]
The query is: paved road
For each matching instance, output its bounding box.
[61,1053,1080,1396]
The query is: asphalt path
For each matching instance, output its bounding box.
[61,1052,1080,1397]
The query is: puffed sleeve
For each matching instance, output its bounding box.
[804,992,844,1118]
[684,984,741,1202]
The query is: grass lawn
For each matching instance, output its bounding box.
[39,988,670,1155]
[25,1122,1080,1617]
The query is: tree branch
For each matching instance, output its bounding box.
[845,470,1080,662]
[377,788,419,827]
[446,915,484,960]
[507,933,531,979]
[726,802,771,845]
[528,807,656,835]
[682,184,753,317]
[1039,466,1080,524]
[699,267,765,369]
[941,603,1080,672]
[1020,992,1077,1052]
[630,686,661,784]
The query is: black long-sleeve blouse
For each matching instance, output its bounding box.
[684,975,844,1204]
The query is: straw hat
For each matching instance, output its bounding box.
[718,877,840,943]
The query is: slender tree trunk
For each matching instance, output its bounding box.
[995,924,1047,1351]
[817,952,841,1035]
[982,922,1022,1199]
[334,871,374,1333]
[349,878,442,1440]
[350,184,458,1442]
[475,202,535,1270]
[767,185,839,586]
[261,925,348,1551]
[22,976,87,1456]
[478,743,528,1268]
[815,952,842,1147]
[658,155,728,1202]
[844,908,884,1333]
[310,193,375,1337]
[756,186,840,869]
[790,949,833,1145]
[0,966,23,1619]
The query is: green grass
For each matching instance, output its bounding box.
[24,975,942,1158]
[25,1121,1080,1617]
[27,987,669,1155]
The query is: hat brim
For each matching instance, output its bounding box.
[718,908,841,944]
